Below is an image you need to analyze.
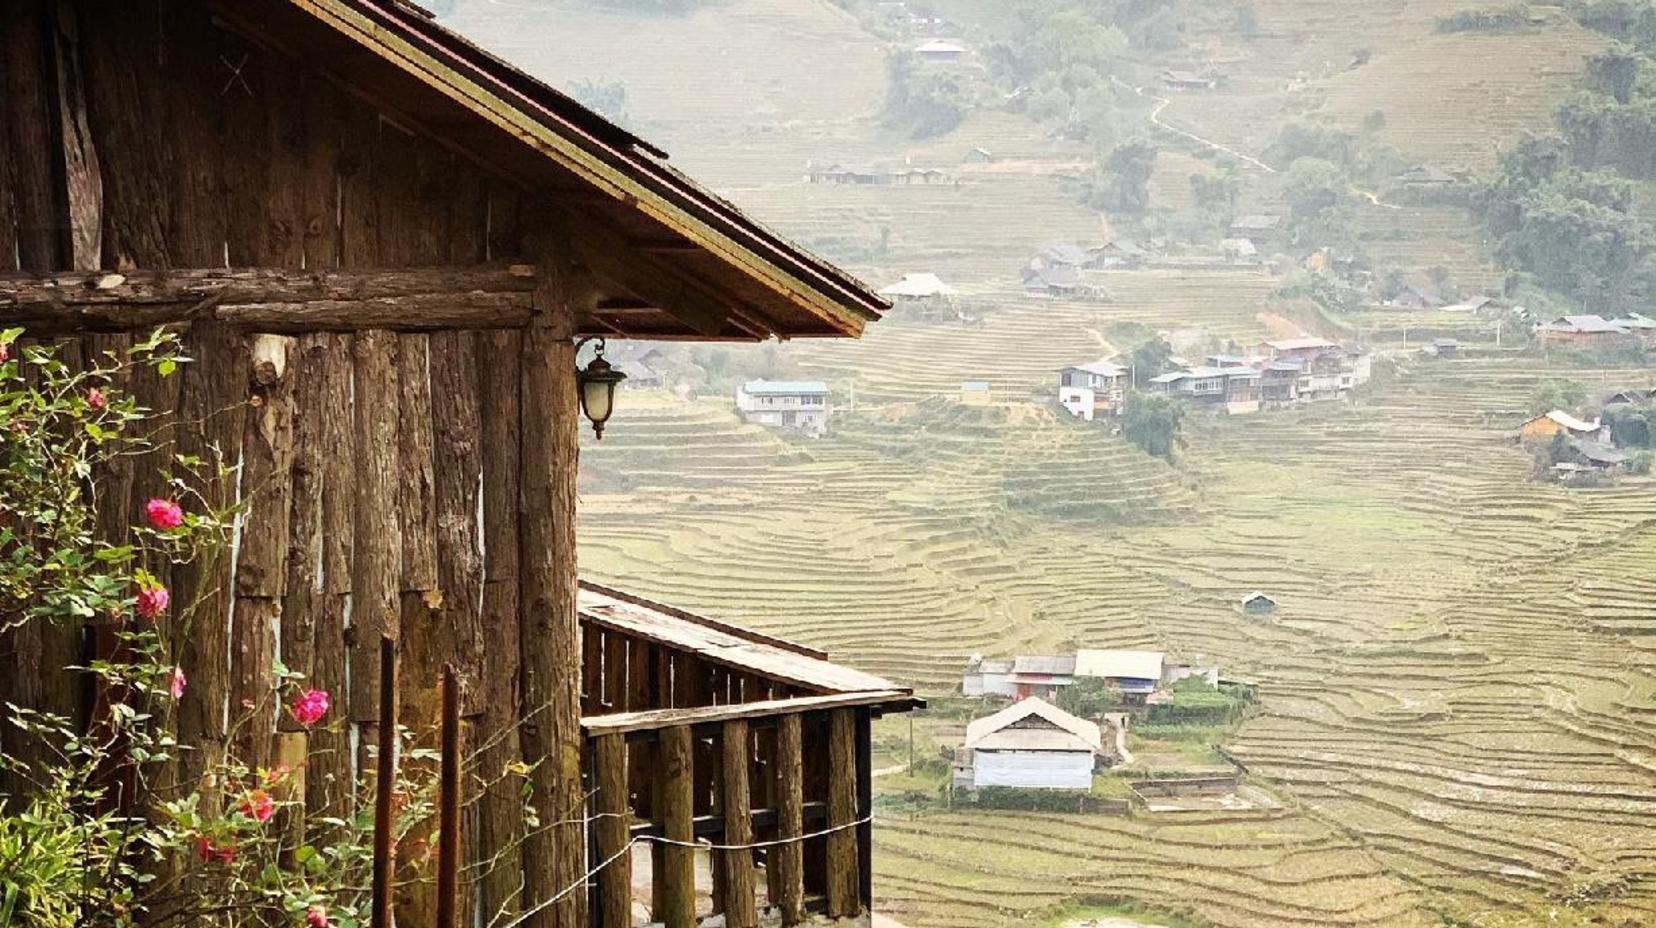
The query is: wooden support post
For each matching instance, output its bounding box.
[477,330,523,921]
[654,725,696,928]
[371,636,399,928]
[518,243,585,928]
[437,666,462,928]
[721,720,758,928]
[773,714,805,926]
[594,733,631,928]
[350,331,401,722]
[825,708,860,919]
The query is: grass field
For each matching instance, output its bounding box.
[446,1,1656,925]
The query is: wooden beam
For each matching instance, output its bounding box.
[580,691,916,737]
[0,264,537,332]
[825,708,859,920]
[773,714,806,926]
[593,732,631,928]
[720,720,758,928]
[654,725,696,928]
[517,242,585,928]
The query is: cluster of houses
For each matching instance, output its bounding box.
[1060,336,1372,420]
[1519,406,1643,479]
[1537,313,1656,350]
[805,161,951,186]
[734,379,833,437]
[953,648,1234,793]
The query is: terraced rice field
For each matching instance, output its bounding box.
[445,1,1655,925]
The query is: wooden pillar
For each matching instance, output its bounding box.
[518,241,586,928]
[721,720,757,928]
[772,714,805,926]
[308,334,356,821]
[654,725,696,928]
[825,708,860,919]
[349,331,402,729]
[233,334,296,770]
[477,329,523,920]
[594,733,631,928]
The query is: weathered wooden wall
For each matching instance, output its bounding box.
[0,1,568,923]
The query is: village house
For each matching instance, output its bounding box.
[1228,214,1282,246]
[1606,388,1656,406]
[607,343,669,390]
[1391,281,1446,310]
[806,162,949,186]
[959,380,993,406]
[963,147,995,164]
[1519,410,1609,444]
[0,2,913,926]
[1090,238,1150,269]
[1566,439,1631,472]
[1161,69,1219,90]
[955,698,1102,792]
[879,272,957,301]
[914,39,967,63]
[961,656,1016,697]
[1059,360,1130,420]
[1149,366,1260,414]
[1007,655,1078,700]
[1536,314,1636,347]
[1074,649,1166,701]
[1392,165,1458,188]
[1221,237,1259,261]
[736,380,833,437]
[1241,592,1277,615]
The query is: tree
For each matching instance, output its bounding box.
[883,52,971,139]
[1531,378,1586,413]
[1605,404,1655,446]
[1122,392,1183,460]
[1191,168,1241,224]
[1131,336,1175,382]
[1282,157,1353,244]
[1055,678,1124,717]
[1103,138,1159,213]
[1586,48,1641,104]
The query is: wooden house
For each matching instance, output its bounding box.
[1519,410,1606,443]
[959,380,992,406]
[961,657,1016,697]
[1228,214,1281,246]
[1059,360,1127,420]
[914,39,966,63]
[0,2,912,927]
[956,697,1100,791]
[1537,314,1632,347]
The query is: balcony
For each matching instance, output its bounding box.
[577,583,920,927]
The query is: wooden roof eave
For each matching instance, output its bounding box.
[273,0,886,340]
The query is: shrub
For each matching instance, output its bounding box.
[1435,5,1534,32]
[1122,392,1184,461]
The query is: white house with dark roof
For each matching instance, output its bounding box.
[735,379,832,436]
[1059,360,1128,420]
[957,697,1101,791]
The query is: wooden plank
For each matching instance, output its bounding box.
[518,243,585,928]
[349,330,402,721]
[476,328,522,921]
[602,627,626,710]
[429,329,484,710]
[825,708,859,919]
[437,666,463,928]
[371,636,399,928]
[594,732,631,928]
[49,2,100,270]
[281,336,329,706]
[173,323,249,801]
[308,334,355,821]
[721,720,758,928]
[580,691,916,737]
[3,0,63,272]
[233,335,298,769]
[654,725,696,928]
[773,713,805,926]
[394,330,438,728]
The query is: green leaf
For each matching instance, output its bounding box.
[156,358,177,377]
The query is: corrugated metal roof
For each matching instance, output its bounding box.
[878,273,956,298]
[741,379,830,396]
[1074,649,1164,682]
[1066,360,1127,378]
[965,697,1100,752]
[1543,410,1600,433]
[578,583,906,696]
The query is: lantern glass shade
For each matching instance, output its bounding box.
[577,352,626,439]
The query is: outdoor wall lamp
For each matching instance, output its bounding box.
[575,337,626,440]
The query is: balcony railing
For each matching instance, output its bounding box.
[576,583,919,928]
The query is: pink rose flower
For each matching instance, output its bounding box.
[144,498,185,530]
[306,906,329,928]
[0,344,9,363]
[290,689,331,727]
[87,387,106,410]
[169,667,187,700]
[195,835,236,864]
[240,788,275,823]
[136,583,169,620]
